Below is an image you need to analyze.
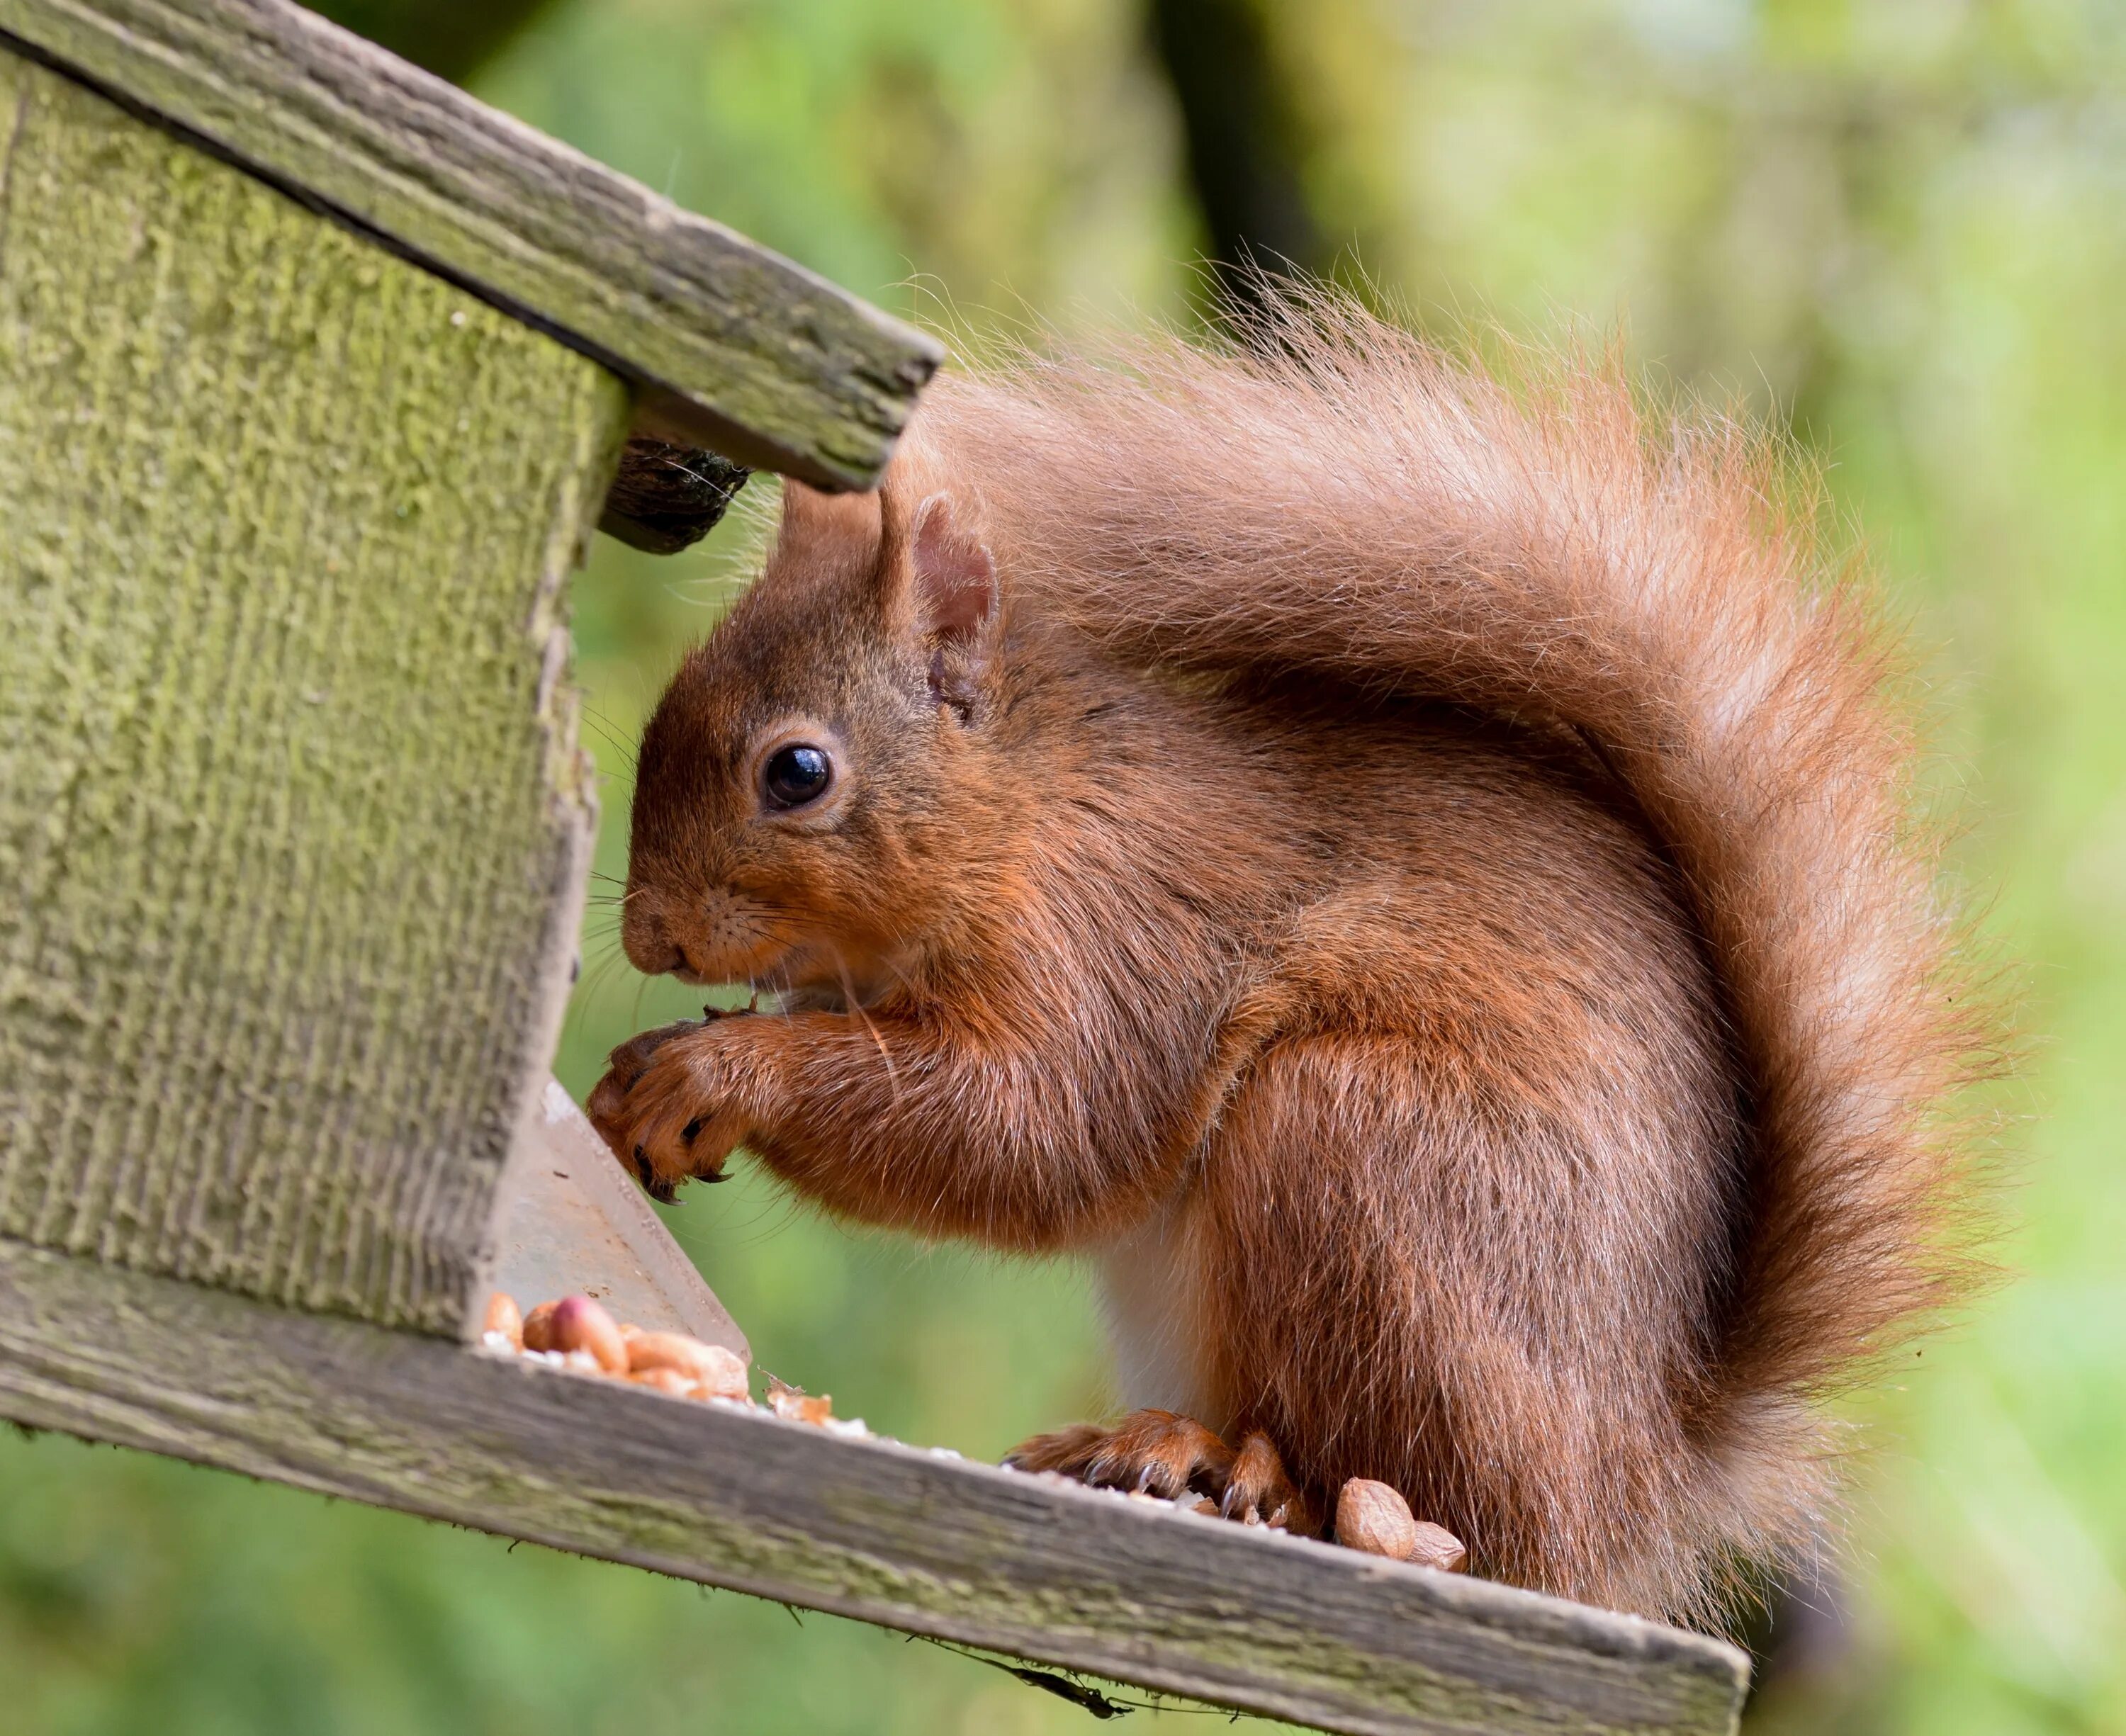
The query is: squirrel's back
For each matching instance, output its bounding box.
[896,295,1994,1616]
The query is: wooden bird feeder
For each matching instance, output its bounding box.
[0,3,1750,1730]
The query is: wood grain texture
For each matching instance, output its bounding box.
[0,1237,1748,1736]
[0,0,943,488]
[0,48,626,1331]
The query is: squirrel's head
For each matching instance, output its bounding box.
[619,473,1012,1002]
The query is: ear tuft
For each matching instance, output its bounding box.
[911,493,996,642]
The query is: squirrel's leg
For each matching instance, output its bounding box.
[1190,1027,1720,1608]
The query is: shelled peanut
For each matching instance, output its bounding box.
[482,1290,524,1349]
[1334,1478,1467,1572]
[480,1291,748,1403]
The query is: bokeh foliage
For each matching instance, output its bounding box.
[4,1,2124,1732]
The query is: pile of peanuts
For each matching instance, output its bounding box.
[480,1290,862,1431]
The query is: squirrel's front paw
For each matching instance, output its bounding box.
[586,1024,750,1202]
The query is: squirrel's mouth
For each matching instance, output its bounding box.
[622,881,789,988]
[624,886,906,1008]
[668,932,791,991]
[647,933,753,987]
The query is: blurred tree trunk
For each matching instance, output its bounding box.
[309,0,558,85]
[1144,0,1327,320]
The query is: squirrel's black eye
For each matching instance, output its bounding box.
[762,743,833,809]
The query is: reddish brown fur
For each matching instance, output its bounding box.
[587,295,1989,1626]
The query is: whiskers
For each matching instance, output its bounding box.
[567,940,641,1035]
[834,953,901,1105]
[566,887,669,1047]
[579,706,641,774]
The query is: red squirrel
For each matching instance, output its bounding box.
[585,296,1988,1625]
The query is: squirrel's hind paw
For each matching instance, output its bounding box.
[1006,1410,1319,1535]
[1222,1429,1317,1535]
[1011,1409,1230,1500]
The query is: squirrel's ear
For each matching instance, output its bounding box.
[907,492,996,643]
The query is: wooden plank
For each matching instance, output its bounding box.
[0,47,626,1332]
[488,1081,748,1357]
[0,0,943,488]
[0,1237,1748,1736]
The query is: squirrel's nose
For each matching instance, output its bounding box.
[619,903,685,977]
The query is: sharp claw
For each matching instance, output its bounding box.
[700,1168,729,1183]
[629,1144,680,1204]
[1134,1464,1158,1494]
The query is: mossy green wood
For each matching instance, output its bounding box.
[0,47,630,1332]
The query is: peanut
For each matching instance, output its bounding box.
[521,1300,559,1353]
[626,1367,699,1398]
[1336,1478,1417,1561]
[547,1294,629,1374]
[626,1331,748,1400]
[1408,1521,1468,1574]
[482,1291,524,1351]
[766,1375,833,1425]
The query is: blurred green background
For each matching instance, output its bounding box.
[4,1,2123,1731]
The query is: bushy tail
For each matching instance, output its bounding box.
[914,294,1994,1585]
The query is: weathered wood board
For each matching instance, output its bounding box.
[0,1235,1748,1736]
[0,45,626,1333]
[0,0,943,488]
